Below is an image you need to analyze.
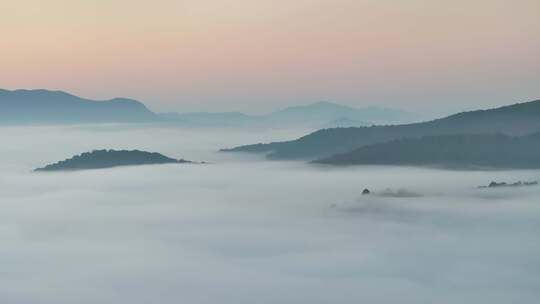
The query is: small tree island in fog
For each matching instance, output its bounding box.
[35,149,194,172]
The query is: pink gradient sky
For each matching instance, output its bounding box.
[1,0,539,114]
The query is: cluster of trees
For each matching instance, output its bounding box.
[35,150,190,171]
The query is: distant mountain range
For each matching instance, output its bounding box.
[0,89,158,124]
[314,133,540,169]
[160,101,420,128]
[35,149,193,171]
[159,111,256,127]
[222,98,540,161]
[259,101,418,126]
[0,89,419,127]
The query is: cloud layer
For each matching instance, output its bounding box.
[0,125,539,303]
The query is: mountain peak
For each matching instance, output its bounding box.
[0,88,158,124]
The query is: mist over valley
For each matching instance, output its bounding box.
[0,125,539,303]
[2,0,539,300]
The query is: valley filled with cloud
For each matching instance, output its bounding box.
[0,125,538,303]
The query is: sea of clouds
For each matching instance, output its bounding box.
[0,125,539,303]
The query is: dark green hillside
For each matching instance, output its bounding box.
[35,150,192,171]
[222,99,540,160]
[314,133,540,169]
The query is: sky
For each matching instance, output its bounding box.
[1,0,539,114]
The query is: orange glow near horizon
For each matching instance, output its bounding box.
[1,0,539,113]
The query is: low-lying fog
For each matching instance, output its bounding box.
[1,125,539,303]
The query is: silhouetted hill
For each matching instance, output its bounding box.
[314,133,540,169]
[222,99,540,160]
[0,89,418,127]
[35,149,192,171]
[0,89,158,124]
